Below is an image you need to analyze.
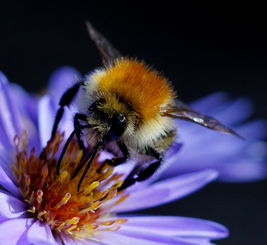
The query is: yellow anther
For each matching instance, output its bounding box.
[37,211,47,221]
[55,193,71,209]
[57,222,66,232]
[66,225,77,234]
[90,201,101,211]
[36,189,43,204]
[84,224,98,231]
[115,218,127,224]
[84,181,100,195]
[27,206,36,214]
[99,167,114,180]
[24,174,31,186]
[103,190,117,201]
[111,180,123,189]
[114,194,129,205]
[59,170,69,182]
[100,220,115,226]
[66,217,80,225]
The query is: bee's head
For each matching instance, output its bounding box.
[87,96,139,142]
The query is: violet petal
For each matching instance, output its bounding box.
[27,220,58,245]
[189,92,228,113]
[216,161,267,182]
[113,170,218,212]
[0,218,34,245]
[100,231,196,245]
[120,215,228,239]
[0,165,20,196]
[38,95,56,147]
[0,72,22,142]
[0,191,25,221]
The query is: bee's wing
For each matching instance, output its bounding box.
[85,21,122,66]
[160,100,242,138]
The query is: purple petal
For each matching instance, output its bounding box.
[237,120,267,139]
[63,237,100,245]
[47,67,81,106]
[27,220,57,245]
[38,95,75,147]
[120,216,228,239]
[0,73,22,142]
[8,83,41,150]
[38,95,56,147]
[209,98,253,125]
[9,83,38,126]
[0,165,20,196]
[113,170,218,212]
[100,231,196,245]
[0,192,25,221]
[217,161,267,182]
[0,218,34,245]
[189,92,228,113]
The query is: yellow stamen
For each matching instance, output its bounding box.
[37,211,47,221]
[54,193,71,209]
[36,189,43,204]
[27,206,36,213]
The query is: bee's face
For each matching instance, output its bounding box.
[87,98,129,141]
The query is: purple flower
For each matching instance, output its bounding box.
[0,72,230,244]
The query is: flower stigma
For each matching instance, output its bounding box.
[12,131,128,241]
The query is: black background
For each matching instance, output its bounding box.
[1,2,267,244]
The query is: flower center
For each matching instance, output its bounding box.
[12,132,128,241]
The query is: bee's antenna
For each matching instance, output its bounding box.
[85,21,122,66]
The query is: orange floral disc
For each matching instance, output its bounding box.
[12,132,128,241]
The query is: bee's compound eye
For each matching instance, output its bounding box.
[107,113,127,141]
[117,113,126,123]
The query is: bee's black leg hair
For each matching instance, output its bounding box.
[106,141,129,166]
[97,141,129,173]
[118,147,162,191]
[51,82,81,139]
[74,113,88,152]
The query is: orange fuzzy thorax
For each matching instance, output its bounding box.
[95,59,175,120]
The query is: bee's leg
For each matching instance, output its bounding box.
[106,141,129,166]
[74,113,88,152]
[56,129,76,175]
[117,165,140,191]
[98,141,129,173]
[118,148,162,191]
[51,82,81,139]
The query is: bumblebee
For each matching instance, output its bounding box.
[52,22,239,191]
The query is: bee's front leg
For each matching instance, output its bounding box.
[51,82,81,139]
[74,113,88,152]
[98,141,129,173]
[106,141,129,166]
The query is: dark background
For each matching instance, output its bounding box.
[1,2,267,244]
